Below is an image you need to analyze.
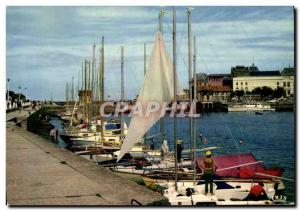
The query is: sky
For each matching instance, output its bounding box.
[6,6,294,101]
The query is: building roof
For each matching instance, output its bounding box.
[231,64,259,72]
[249,71,280,76]
[198,85,232,92]
[281,67,294,76]
[208,74,231,78]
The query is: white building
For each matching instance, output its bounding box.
[233,75,294,96]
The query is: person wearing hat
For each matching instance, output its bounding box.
[176,139,184,163]
[203,150,217,195]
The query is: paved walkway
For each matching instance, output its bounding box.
[6,115,168,206]
[6,107,37,122]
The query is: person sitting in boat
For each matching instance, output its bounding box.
[160,140,169,160]
[201,150,217,195]
[176,139,184,163]
[149,138,155,150]
[247,182,268,201]
[199,132,203,142]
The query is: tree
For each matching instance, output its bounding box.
[235,90,244,97]
[260,86,273,98]
[273,87,285,98]
[251,86,273,99]
[252,87,262,95]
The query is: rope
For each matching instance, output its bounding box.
[219,113,244,165]
[165,20,189,74]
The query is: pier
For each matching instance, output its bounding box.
[6,109,168,206]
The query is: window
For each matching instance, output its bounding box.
[245,82,248,85]
[287,82,290,87]
[283,82,286,87]
[241,82,243,85]
[287,90,290,95]
[236,82,238,85]
[245,87,248,90]
[277,82,279,86]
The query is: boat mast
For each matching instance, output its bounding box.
[84,59,88,124]
[173,7,178,191]
[91,43,96,115]
[88,60,91,123]
[81,63,84,90]
[187,7,193,156]
[81,62,84,109]
[88,61,91,92]
[92,43,96,101]
[159,10,166,147]
[143,43,147,141]
[100,36,104,140]
[193,35,197,183]
[121,46,125,138]
[71,76,74,102]
[144,43,147,78]
[66,82,69,105]
[97,47,101,112]
[95,68,99,102]
[77,70,80,101]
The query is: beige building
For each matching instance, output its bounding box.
[178,89,189,101]
[233,75,294,96]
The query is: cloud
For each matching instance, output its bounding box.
[6,6,294,100]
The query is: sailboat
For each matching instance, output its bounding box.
[61,38,131,150]
[108,26,196,174]
[116,32,180,161]
[115,7,292,206]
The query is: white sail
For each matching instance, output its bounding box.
[117,31,181,161]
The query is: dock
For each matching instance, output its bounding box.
[6,109,168,206]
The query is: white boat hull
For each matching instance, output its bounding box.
[161,181,277,206]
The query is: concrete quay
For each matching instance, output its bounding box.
[6,111,168,206]
[6,107,34,122]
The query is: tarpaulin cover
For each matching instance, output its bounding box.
[196,153,283,179]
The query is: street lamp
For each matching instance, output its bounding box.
[25,87,27,101]
[7,78,10,100]
[18,86,21,101]
[7,78,10,109]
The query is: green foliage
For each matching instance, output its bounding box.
[251,86,274,99]
[252,87,262,95]
[6,90,26,101]
[260,86,273,98]
[273,87,285,98]
[235,90,244,97]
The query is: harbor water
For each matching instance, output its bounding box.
[51,111,295,202]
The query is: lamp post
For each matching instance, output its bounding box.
[18,86,21,101]
[18,86,22,111]
[25,87,27,101]
[7,78,10,107]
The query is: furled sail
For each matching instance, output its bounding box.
[117,31,180,161]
